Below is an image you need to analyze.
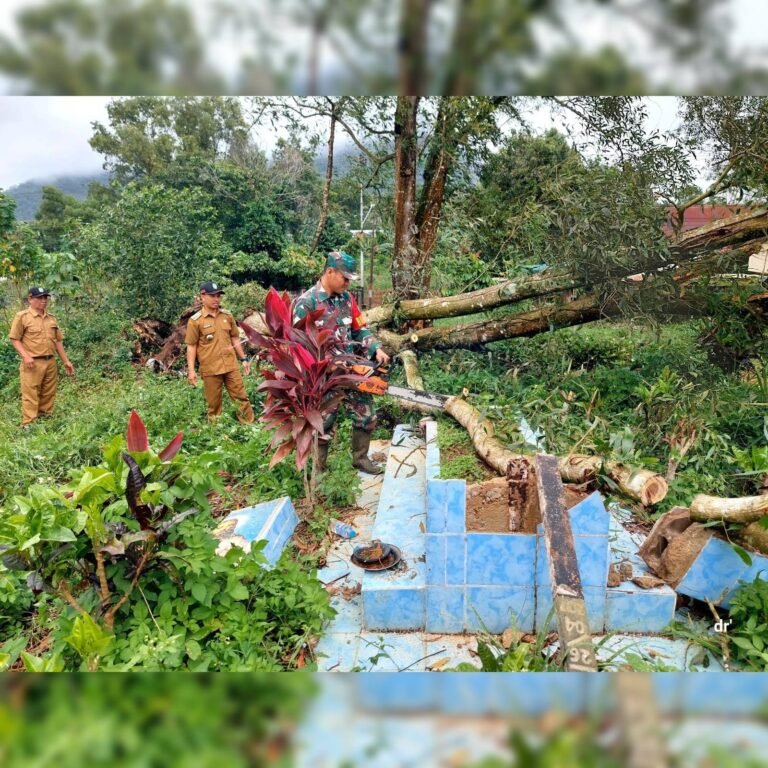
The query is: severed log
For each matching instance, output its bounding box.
[399,349,425,390]
[380,294,607,353]
[364,271,580,325]
[443,395,667,505]
[689,493,768,524]
[144,304,199,372]
[737,521,768,554]
[363,208,768,329]
[559,456,668,506]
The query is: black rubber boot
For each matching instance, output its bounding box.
[351,428,384,475]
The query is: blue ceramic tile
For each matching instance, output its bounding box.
[446,535,467,585]
[440,676,498,715]
[426,534,446,585]
[536,532,608,588]
[327,592,363,633]
[676,536,750,604]
[466,586,535,633]
[567,491,610,536]
[466,534,536,586]
[427,480,447,533]
[445,479,467,533]
[574,536,609,588]
[356,632,427,672]
[605,588,676,632]
[363,586,425,631]
[226,501,275,539]
[535,585,606,633]
[426,587,466,633]
[353,676,439,710]
[424,421,441,480]
[314,632,359,671]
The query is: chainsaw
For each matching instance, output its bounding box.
[349,360,449,410]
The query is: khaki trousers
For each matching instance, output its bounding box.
[202,369,255,423]
[20,357,58,425]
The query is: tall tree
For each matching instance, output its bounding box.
[0,0,221,94]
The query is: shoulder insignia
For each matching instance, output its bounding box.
[221,308,233,315]
[190,311,202,320]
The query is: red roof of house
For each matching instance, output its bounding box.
[663,204,747,236]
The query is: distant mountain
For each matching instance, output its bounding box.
[6,171,110,221]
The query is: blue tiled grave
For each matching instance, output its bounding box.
[213,495,298,566]
[357,420,678,635]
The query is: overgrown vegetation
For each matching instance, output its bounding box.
[3,95,768,671]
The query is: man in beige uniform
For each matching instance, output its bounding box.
[185,281,255,424]
[9,286,75,426]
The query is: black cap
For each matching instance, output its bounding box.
[200,281,225,295]
[28,286,51,298]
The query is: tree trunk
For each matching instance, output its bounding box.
[443,394,667,505]
[366,206,768,328]
[143,304,199,371]
[309,100,338,255]
[737,521,768,554]
[411,97,451,296]
[398,0,431,94]
[380,294,607,353]
[392,96,422,302]
[689,493,768,524]
[364,270,580,326]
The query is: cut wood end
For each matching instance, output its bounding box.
[640,476,669,506]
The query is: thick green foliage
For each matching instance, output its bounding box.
[414,321,764,511]
[99,183,231,322]
[1,675,315,766]
[0,403,333,671]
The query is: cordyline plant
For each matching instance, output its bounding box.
[240,287,369,508]
[0,411,198,669]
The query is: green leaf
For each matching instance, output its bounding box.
[65,614,114,662]
[0,652,10,671]
[21,651,65,672]
[185,639,202,661]
[229,582,249,601]
[732,545,753,567]
[191,582,207,603]
[730,636,755,651]
[476,641,500,672]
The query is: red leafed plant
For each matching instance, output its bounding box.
[240,288,368,505]
[126,409,184,461]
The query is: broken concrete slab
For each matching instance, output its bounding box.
[213,495,298,565]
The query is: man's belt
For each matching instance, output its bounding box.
[33,355,54,360]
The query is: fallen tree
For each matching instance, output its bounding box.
[363,207,768,329]
[399,347,667,505]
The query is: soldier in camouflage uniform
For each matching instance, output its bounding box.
[293,251,390,474]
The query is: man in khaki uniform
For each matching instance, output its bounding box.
[185,281,255,424]
[9,286,75,426]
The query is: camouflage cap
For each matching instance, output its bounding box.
[326,250,358,280]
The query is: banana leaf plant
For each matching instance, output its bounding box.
[240,287,369,506]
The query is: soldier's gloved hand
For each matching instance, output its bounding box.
[375,348,390,366]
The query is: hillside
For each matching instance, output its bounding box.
[6,171,110,220]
